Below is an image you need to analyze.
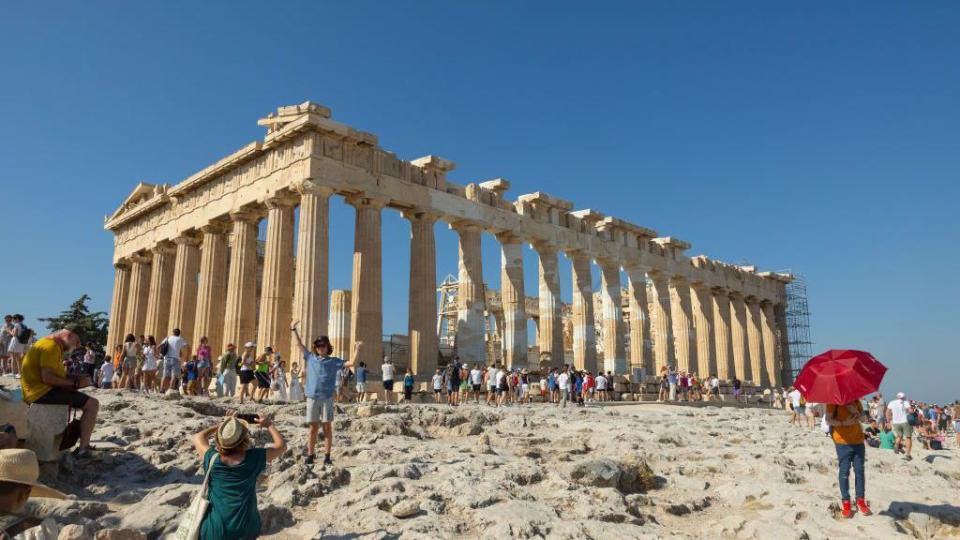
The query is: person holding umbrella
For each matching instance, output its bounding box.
[795,349,886,519]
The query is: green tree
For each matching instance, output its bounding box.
[39,294,108,354]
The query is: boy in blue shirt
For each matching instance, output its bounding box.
[291,321,361,467]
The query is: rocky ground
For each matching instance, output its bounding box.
[7,376,960,539]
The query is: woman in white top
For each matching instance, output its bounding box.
[119,334,138,390]
[238,343,256,404]
[271,358,288,402]
[141,336,159,392]
[288,362,305,402]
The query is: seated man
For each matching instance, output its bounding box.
[0,448,65,539]
[19,328,99,458]
[863,419,881,448]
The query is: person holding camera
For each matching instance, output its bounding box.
[191,412,286,540]
[290,321,360,467]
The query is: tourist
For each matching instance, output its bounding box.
[355,361,368,403]
[459,365,471,402]
[288,362,305,402]
[864,419,881,448]
[596,371,608,402]
[140,336,158,392]
[254,348,272,403]
[538,375,547,402]
[548,369,558,403]
[667,367,679,402]
[874,393,887,428]
[159,328,189,393]
[271,358,289,402]
[5,315,30,379]
[953,402,960,447]
[446,360,460,407]
[582,371,593,403]
[806,400,820,427]
[196,336,212,397]
[788,386,806,427]
[496,366,508,407]
[878,424,896,450]
[20,328,99,457]
[290,321,361,466]
[190,413,286,540]
[520,369,531,405]
[185,356,201,395]
[486,364,498,405]
[402,369,415,403]
[731,377,742,403]
[333,360,345,403]
[381,356,396,404]
[886,392,914,460]
[238,342,256,404]
[81,342,96,381]
[470,364,483,404]
[98,358,114,389]
[825,399,871,518]
[217,343,239,397]
[0,448,66,539]
[557,367,570,408]
[0,315,12,376]
[432,368,443,404]
[119,334,138,390]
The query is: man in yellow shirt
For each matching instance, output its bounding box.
[19,328,99,458]
[825,400,872,519]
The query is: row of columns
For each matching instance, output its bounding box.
[107,184,784,386]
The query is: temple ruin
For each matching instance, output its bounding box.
[104,101,793,387]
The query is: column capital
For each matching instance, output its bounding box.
[173,234,201,247]
[495,231,524,245]
[113,259,130,270]
[562,248,594,262]
[689,279,711,291]
[201,222,230,235]
[531,240,559,255]
[595,257,622,271]
[625,263,651,275]
[229,209,263,224]
[293,178,335,197]
[129,252,152,264]
[264,193,300,210]
[401,207,441,223]
[449,219,482,234]
[760,299,776,308]
[668,275,688,287]
[149,242,175,257]
[744,295,761,305]
[345,193,388,210]
[728,290,745,300]
[710,286,729,297]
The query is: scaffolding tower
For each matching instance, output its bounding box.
[783,273,813,381]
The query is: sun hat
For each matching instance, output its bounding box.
[244,342,256,349]
[897,392,905,399]
[0,449,66,499]
[216,417,250,450]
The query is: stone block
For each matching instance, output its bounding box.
[25,404,69,462]
[0,396,30,438]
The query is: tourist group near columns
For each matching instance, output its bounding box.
[104,102,793,387]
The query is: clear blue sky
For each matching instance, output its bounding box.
[2,2,957,402]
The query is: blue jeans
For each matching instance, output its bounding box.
[835,443,865,501]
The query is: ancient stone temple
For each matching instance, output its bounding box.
[105,101,793,386]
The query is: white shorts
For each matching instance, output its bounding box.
[355,382,367,393]
[7,341,26,354]
[306,397,335,424]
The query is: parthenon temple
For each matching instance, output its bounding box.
[105,101,793,388]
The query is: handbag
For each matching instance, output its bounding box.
[59,407,82,451]
[174,454,217,540]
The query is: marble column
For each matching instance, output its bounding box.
[329,290,352,363]
[124,254,152,338]
[570,252,597,373]
[292,181,332,351]
[405,209,438,377]
[106,261,131,353]
[669,276,696,373]
[775,302,792,385]
[498,233,527,369]
[626,266,653,376]
[348,195,385,374]
[649,271,674,373]
[144,244,175,339]
[223,211,260,350]
[533,243,563,368]
[729,292,751,382]
[453,223,486,365]
[257,196,296,364]
[746,296,766,386]
[711,288,734,380]
[599,261,626,375]
[690,282,715,378]
[168,235,201,342]
[193,224,229,354]
[760,300,781,388]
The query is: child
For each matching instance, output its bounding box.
[403,369,415,403]
[185,356,199,395]
[99,358,115,389]
[432,369,443,404]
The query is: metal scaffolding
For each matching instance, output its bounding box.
[783,273,813,381]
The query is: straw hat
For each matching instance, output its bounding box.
[216,418,250,450]
[244,342,256,349]
[0,449,66,499]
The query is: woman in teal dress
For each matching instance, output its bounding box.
[191,412,286,539]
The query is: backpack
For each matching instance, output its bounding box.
[15,324,32,344]
[907,411,920,427]
[158,339,170,357]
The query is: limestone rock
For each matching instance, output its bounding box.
[569,457,657,494]
[162,390,182,401]
[391,499,421,518]
[259,503,295,533]
[94,530,147,540]
[356,404,386,417]
[58,524,92,540]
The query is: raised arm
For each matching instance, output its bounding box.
[257,414,287,461]
[343,340,363,369]
[192,424,219,460]
[290,321,307,356]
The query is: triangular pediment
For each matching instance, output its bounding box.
[106,182,167,224]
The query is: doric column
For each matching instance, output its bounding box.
[194,224,229,353]
[106,261,131,352]
[690,282,715,377]
[348,195,385,374]
[223,211,261,350]
[599,260,626,375]
[168,235,201,342]
[533,243,563,367]
[405,209,438,377]
[124,254,152,338]
[328,290,352,363]
[144,244,175,339]
[292,181,333,351]
[711,288,734,380]
[760,300,781,387]
[649,271,674,373]
[569,252,597,373]
[775,302,792,385]
[745,296,766,386]
[453,222,486,365]
[257,196,297,364]
[669,276,696,373]
[626,266,653,376]
[498,233,527,369]
[729,291,751,382]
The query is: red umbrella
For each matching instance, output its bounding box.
[794,349,887,404]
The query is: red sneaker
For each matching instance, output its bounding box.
[857,498,872,516]
[841,500,854,519]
